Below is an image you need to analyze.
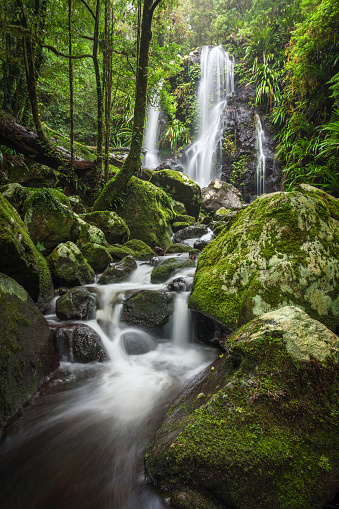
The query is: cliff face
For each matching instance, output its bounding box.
[221,80,282,203]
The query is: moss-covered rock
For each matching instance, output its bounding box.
[151,256,196,283]
[0,183,30,216]
[214,207,232,220]
[73,214,108,247]
[47,241,95,287]
[165,244,194,255]
[145,306,339,509]
[123,239,154,261]
[23,188,75,255]
[122,290,175,330]
[171,200,187,215]
[56,287,96,320]
[189,187,339,331]
[150,169,202,219]
[0,193,54,307]
[107,244,135,261]
[172,215,196,226]
[98,255,137,284]
[92,175,175,249]
[0,274,59,438]
[81,210,130,244]
[7,163,58,188]
[80,243,113,272]
[68,195,86,214]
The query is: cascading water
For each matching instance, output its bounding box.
[0,256,217,509]
[255,114,266,196]
[142,95,161,169]
[184,45,234,188]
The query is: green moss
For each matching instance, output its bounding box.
[165,244,193,255]
[123,238,154,260]
[151,257,196,283]
[107,244,135,261]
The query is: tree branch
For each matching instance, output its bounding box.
[78,0,96,21]
[42,44,93,59]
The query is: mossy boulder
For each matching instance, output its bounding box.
[122,290,175,330]
[81,211,130,245]
[73,214,108,247]
[23,188,75,255]
[47,241,95,287]
[151,256,196,284]
[0,274,59,438]
[123,239,154,261]
[68,195,86,214]
[150,169,202,219]
[92,175,175,249]
[145,306,339,509]
[0,183,30,216]
[80,243,113,273]
[165,244,194,255]
[98,255,137,284]
[8,163,58,188]
[189,187,339,331]
[107,244,135,261]
[0,193,54,307]
[56,287,96,320]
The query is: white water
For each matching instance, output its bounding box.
[184,45,234,188]
[0,256,217,509]
[255,114,266,196]
[143,97,161,169]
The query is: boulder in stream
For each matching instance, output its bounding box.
[172,225,209,244]
[151,256,196,284]
[98,255,137,284]
[122,290,175,331]
[56,287,96,320]
[145,306,339,509]
[47,241,95,287]
[201,178,243,212]
[53,324,108,363]
[0,274,59,438]
[189,185,339,332]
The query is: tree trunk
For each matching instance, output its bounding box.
[93,0,103,181]
[68,0,74,170]
[92,0,161,211]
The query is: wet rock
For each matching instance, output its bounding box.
[193,238,212,251]
[151,256,196,283]
[167,277,187,292]
[98,255,137,285]
[201,178,242,212]
[0,274,59,437]
[154,158,185,173]
[56,287,96,320]
[0,193,54,307]
[80,210,130,245]
[80,242,113,273]
[150,169,202,219]
[173,225,208,243]
[165,243,193,255]
[121,331,157,355]
[53,324,108,363]
[47,241,95,287]
[122,290,175,330]
[153,246,165,256]
[189,185,339,332]
[145,306,339,509]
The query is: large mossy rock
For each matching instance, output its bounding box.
[23,188,75,255]
[72,214,108,247]
[56,287,96,320]
[92,176,175,249]
[47,241,95,287]
[145,306,339,509]
[122,290,175,330]
[189,185,339,331]
[81,211,130,245]
[150,169,202,219]
[98,255,137,284]
[0,274,59,437]
[80,242,113,273]
[0,194,54,307]
[122,239,154,261]
[151,257,196,284]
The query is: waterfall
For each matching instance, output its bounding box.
[184,45,234,188]
[255,114,266,196]
[171,292,191,348]
[143,96,161,169]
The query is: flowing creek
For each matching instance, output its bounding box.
[0,254,218,509]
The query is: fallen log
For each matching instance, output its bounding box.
[0,111,95,171]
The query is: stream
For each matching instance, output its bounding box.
[0,257,217,509]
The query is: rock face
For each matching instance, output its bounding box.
[47,241,95,287]
[201,178,243,212]
[81,210,130,244]
[23,188,75,255]
[149,169,202,219]
[221,80,281,203]
[0,274,59,437]
[92,176,175,249]
[189,185,339,332]
[56,287,96,320]
[145,306,339,509]
[0,193,54,307]
[98,255,137,284]
[122,290,175,330]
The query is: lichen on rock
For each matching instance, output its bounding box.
[47,241,95,287]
